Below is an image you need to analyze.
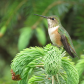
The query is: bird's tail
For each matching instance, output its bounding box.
[70,47,79,59]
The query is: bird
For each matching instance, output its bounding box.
[34,14,78,58]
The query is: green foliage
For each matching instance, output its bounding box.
[36,28,46,45]
[0,61,18,84]
[1,0,84,51]
[43,19,48,29]
[28,75,45,84]
[0,26,6,35]
[72,6,84,40]
[18,27,33,51]
[44,44,62,75]
[11,44,79,84]
[62,58,79,84]
[76,55,84,82]
[11,47,44,84]
[1,0,84,84]
[80,80,84,84]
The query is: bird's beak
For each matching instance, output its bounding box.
[34,14,49,19]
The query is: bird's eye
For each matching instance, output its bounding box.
[52,18,54,20]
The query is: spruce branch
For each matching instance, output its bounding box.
[11,44,79,84]
[76,55,84,81]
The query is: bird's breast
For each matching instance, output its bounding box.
[48,26,63,47]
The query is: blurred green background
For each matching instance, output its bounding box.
[0,0,84,83]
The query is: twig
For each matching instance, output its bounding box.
[35,65,44,68]
[52,76,55,84]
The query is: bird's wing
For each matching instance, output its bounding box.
[58,26,78,58]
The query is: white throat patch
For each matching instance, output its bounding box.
[48,25,59,35]
[47,19,52,27]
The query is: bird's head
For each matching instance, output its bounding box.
[34,14,61,28]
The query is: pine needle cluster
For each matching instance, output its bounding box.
[11,44,80,84]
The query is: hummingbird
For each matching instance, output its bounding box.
[34,14,78,58]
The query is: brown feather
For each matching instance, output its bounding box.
[61,35,75,58]
[51,28,62,47]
